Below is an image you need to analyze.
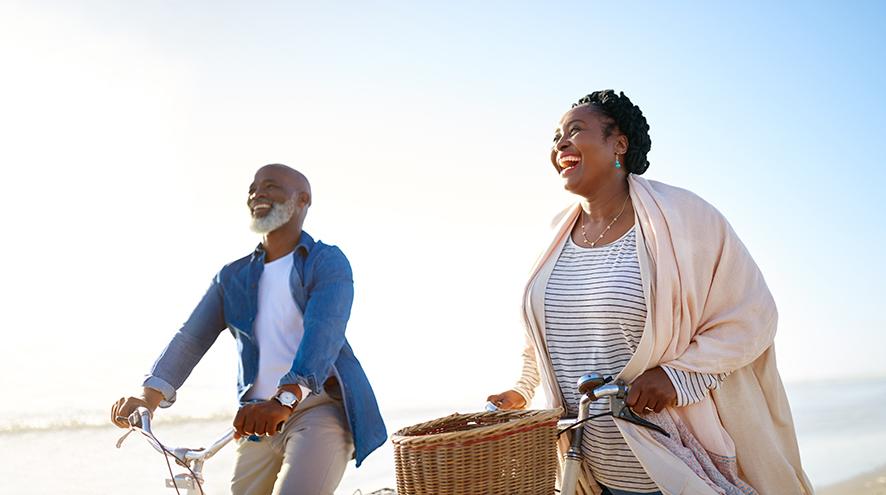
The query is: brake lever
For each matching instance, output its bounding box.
[115,428,135,448]
[609,391,670,438]
[115,412,143,448]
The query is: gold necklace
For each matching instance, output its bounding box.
[580,194,630,247]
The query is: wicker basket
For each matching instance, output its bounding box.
[392,409,561,495]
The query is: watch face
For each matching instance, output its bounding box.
[276,391,298,407]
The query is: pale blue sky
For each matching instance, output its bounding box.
[0,1,883,419]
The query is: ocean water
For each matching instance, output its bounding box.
[0,379,884,494]
[785,378,886,486]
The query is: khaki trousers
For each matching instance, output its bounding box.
[230,389,354,495]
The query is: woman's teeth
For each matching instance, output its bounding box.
[559,155,580,173]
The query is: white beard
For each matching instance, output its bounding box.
[250,196,298,233]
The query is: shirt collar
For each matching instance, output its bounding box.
[251,230,315,260]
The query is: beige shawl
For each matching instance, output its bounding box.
[517,175,813,495]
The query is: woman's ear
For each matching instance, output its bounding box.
[616,134,629,155]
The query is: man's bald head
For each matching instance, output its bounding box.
[258,163,312,206]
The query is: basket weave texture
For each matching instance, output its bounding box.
[392,409,561,495]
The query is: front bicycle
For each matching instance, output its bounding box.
[116,407,235,495]
[486,372,668,495]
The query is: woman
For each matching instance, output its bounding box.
[487,90,812,495]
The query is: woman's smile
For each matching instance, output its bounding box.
[557,153,581,177]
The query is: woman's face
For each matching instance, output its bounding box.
[550,105,625,195]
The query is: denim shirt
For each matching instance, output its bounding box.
[143,231,386,466]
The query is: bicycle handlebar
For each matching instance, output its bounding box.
[122,407,235,463]
[588,382,628,401]
[129,406,151,429]
[486,374,667,435]
[485,378,628,414]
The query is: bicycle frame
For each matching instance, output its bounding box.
[559,378,628,495]
[116,407,235,495]
[487,373,666,495]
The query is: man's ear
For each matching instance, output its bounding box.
[299,191,312,209]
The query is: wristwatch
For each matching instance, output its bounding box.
[274,390,299,409]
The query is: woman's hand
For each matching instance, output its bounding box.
[625,366,677,413]
[486,390,527,410]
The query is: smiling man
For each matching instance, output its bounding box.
[112,164,386,495]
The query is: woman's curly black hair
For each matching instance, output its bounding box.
[573,90,651,175]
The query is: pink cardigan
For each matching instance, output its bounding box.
[517,176,813,494]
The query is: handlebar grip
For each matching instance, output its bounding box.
[129,406,152,428]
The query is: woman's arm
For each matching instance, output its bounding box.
[487,333,540,410]
[513,333,541,405]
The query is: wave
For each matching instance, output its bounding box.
[0,410,235,435]
[0,401,465,436]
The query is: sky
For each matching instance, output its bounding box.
[0,0,884,421]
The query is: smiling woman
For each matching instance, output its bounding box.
[549,92,650,249]
[487,90,813,495]
[552,92,651,179]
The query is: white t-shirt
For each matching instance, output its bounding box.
[243,252,311,401]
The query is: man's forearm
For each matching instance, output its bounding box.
[146,278,227,402]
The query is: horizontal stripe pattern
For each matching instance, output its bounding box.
[660,365,728,406]
[545,228,658,492]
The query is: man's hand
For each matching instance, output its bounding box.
[111,388,164,428]
[625,366,677,414]
[486,390,527,410]
[233,401,293,439]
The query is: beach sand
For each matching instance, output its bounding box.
[818,464,886,495]
[3,380,884,494]
[1,419,882,494]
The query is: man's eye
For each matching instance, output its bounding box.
[569,127,581,135]
[552,134,561,143]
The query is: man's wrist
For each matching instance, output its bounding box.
[273,390,299,410]
[277,383,304,401]
[141,387,164,411]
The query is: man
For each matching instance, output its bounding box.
[112,164,386,495]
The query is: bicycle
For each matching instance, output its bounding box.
[116,408,234,495]
[486,372,669,495]
[116,409,398,495]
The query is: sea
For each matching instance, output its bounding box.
[1,378,884,494]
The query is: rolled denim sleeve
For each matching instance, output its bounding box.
[278,247,353,394]
[143,277,227,407]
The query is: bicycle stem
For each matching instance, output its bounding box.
[560,393,593,494]
[567,394,594,455]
